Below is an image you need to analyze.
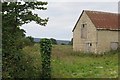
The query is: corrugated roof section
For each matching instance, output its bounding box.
[85,10,119,30]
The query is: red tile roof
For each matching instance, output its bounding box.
[72,10,120,32]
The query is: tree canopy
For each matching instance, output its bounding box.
[50,38,57,45]
[2,1,48,78]
[2,1,48,26]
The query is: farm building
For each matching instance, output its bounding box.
[72,10,120,53]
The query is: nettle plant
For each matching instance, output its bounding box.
[40,38,52,78]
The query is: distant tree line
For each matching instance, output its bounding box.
[49,38,73,45]
[50,38,73,45]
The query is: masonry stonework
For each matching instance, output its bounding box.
[73,10,120,53]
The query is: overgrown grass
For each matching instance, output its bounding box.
[22,44,41,78]
[22,44,118,78]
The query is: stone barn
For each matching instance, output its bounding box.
[72,10,120,53]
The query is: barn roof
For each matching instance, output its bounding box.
[72,10,120,32]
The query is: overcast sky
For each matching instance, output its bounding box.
[21,1,119,40]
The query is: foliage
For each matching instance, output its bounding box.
[40,38,52,78]
[61,43,65,45]
[2,1,48,78]
[2,1,48,26]
[23,36,35,46]
[26,36,34,43]
[50,38,57,45]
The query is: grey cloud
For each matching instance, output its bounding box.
[21,2,118,40]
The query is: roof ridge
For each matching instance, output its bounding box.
[84,10,118,15]
[84,10,119,30]
[72,10,119,32]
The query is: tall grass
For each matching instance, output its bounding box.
[22,44,118,78]
[22,44,41,78]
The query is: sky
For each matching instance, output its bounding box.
[21,1,119,41]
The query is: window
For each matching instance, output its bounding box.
[89,43,92,46]
[81,23,87,39]
[83,24,85,28]
[85,43,92,52]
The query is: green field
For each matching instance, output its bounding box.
[22,44,118,78]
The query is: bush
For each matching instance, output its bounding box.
[61,43,65,45]
[40,38,52,78]
[14,36,34,49]
[21,36,35,47]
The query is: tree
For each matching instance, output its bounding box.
[17,36,35,48]
[50,38,57,45]
[26,36,34,43]
[25,36,34,46]
[61,43,65,45]
[2,1,48,78]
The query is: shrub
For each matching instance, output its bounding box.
[61,43,65,45]
[40,38,52,78]
[23,36,34,47]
